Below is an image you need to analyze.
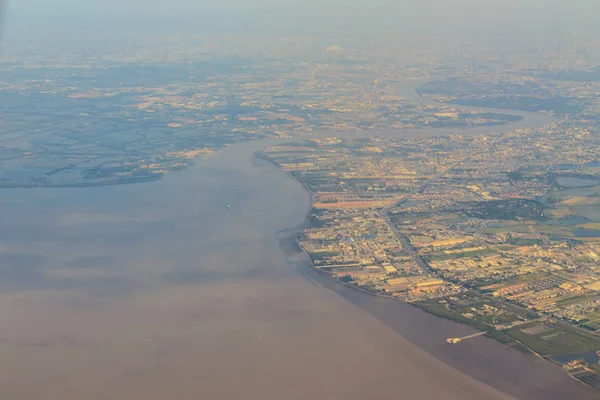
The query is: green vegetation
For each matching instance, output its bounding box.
[506,322,600,356]
[414,298,515,344]
[582,320,600,331]
[464,199,547,221]
[508,238,544,246]
[307,251,339,262]
[556,293,600,307]
[482,225,533,234]
[423,248,494,262]
[418,295,600,357]
[475,272,549,291]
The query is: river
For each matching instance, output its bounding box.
[0,87,596,400]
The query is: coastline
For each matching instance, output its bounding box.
[0,106,595,399]
[2,93,555,190]
[262,147,598,400]
[1,80,587,399]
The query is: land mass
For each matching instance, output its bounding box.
[260,105,600,389]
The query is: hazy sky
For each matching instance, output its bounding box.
[3,0,600,43]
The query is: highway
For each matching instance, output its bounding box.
[382,213,432,274]
[377,141,503,275]
[377,149,482,274]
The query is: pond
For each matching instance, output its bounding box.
[573,227,600,238]
[556,176,599,188]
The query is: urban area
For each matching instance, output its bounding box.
[259,36,600,386]
[5,32,600,389]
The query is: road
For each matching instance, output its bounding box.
[384,216,431,274]
[377,146,491,274]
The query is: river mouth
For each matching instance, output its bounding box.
[1,86,595,400]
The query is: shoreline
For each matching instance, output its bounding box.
[262,144,597,399]
[250,97,586,396]
[1,82,582,398]
[0,91,556,190]
[274,202,598,399]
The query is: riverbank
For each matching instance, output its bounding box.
[0,82,589,400]
[258,105,598,398]
[0,131,542,400]
[273,198,597,400]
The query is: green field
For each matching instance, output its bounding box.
[414,298,514,343]
[556,293,600,307]
[581,310,600,331]
[482,225,532,234]
[423,248,494,262]
[506,322,600,356]
[582,320,600,331]
[535,225,575,237]
[475,272,549,292]
[415,293,600,358]
[307,250,339,262]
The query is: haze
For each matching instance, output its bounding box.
[4,0,600,44]
[4,0,600,399]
